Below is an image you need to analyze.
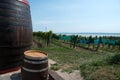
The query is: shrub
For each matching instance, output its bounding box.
[109,54,120,64]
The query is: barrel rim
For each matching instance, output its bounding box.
[17,0,29,6]
[24,50,48,60]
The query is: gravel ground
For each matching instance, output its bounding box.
[0,70,22,80]
[55,70,83,80]
[49,59,83,80]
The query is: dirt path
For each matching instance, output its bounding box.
[49,59,83,80]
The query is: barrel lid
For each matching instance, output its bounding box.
[18,0,29,5]
[24,50,48,60]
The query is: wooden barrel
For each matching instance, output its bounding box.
[0,0,32,73]
[21,50,49,80]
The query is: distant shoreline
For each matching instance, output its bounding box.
[55,32,120,37]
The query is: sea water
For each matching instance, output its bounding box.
[56,33,120,37]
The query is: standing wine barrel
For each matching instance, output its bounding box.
[0,0,32,74]
[21,50,48,80]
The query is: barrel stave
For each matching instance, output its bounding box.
[0,0,32,72]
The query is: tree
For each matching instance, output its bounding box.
[88,36,93,49]
[33,31,53,47]
[52,33,60,40]
[45,30,53,47]
[70,35,78,48]
[95,36,100,51]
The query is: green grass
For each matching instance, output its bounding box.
[32,40,120,80]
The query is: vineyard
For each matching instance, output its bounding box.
[32,31,120,80]
[59,35,120,51]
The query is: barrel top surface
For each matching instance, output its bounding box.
[18,0,29,5]
[24,50,47,59]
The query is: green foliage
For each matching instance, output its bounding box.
[109,54,120,64]
[80,53,120,80]
[58,34,120,50]
[33,31,53,47]
[89,36,94,43]
[70,35,79,48]
[50,63,60,71]
[59,35,71,41]
[52,33,60,39]
[46,30,53,46]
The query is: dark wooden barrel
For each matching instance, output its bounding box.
[21,50,49,80]
[0,0,32,73]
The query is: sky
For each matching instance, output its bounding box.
[28,0,120,33]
